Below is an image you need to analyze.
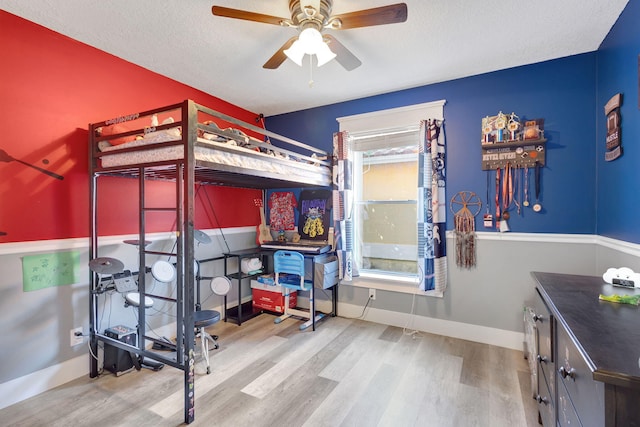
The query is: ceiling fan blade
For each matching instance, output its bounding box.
[212,6,289,26]
[324,35,362,71]
[263,37,298,69]
[329,3,408,30]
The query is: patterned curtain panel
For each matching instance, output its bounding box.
[417,119,447,297]
[332,131,357,282]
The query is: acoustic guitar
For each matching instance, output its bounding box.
[254,198,272,244]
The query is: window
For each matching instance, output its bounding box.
[337,100,445,281]
[352,127,420,276]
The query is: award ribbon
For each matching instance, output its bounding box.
[533,161,542,212]
[495,167,501,226]
[483,172,493,228]
[502,163,513,220]
[523,166,530,207]
[514,168,521,215]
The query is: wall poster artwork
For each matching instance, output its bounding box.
[22,250,80,291]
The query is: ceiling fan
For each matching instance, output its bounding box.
[211,1,408,71]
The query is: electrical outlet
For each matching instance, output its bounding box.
[70,327,83,347]
[369,288,376,300]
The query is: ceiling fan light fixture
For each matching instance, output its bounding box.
[283,39,306,66]
[315,41,337,67]
[298,27,322,51]
[284,27,336,67]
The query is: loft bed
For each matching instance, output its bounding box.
[88,99,332,424]
[92,99,331,188]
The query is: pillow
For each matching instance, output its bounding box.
[100,123,135,146]
[97,140,112,151]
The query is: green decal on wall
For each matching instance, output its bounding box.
[22,251,80,291]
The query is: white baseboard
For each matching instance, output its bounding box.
[0,353,89,410]
[336,302,524,351]
[294,297,523,351]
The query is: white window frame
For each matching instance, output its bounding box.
[337,100,446,291]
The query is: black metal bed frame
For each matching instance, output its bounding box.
[88,99,330,424]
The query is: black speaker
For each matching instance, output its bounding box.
[104,325,137,376]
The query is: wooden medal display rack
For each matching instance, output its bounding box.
[480,112,546,170]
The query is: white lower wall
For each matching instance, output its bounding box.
[0,354,89,411]
[1,231,639,410]
[0,227,255,410]
[0,318,186,410]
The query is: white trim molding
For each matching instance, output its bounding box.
[596,235,640,258]
[337,99,446,133]
[0,227,255,256]
[466,231,598,244]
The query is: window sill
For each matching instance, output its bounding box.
[349,273,422,295]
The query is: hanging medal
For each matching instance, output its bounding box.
[533,161,543,212]
[498,163,513,232]
[514,167,521,216]
[502,163,513,220]
[495,167,501,229]
[483,172,493,228]
[523,166,530,207]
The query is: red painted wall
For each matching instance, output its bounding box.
[0,11,261,243]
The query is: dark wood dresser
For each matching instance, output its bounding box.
[531,271,640,427]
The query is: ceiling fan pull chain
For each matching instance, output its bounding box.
[309,55,315,87]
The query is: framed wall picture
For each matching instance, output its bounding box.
[605,93,623,161]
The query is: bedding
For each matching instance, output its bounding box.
[99,136,331,183]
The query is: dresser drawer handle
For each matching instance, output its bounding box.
[532,313,544,322]
[559,366,576,380]
[535,395,549,405]
[536,354,548,364]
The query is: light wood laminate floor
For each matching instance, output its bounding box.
[0,314,538,427]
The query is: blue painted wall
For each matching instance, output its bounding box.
[267,53,598,235]
[596,0,640,242]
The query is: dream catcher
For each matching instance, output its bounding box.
[449,191,482,268]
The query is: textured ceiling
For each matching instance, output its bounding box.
[0,0,629,116]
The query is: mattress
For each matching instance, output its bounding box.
[98,130,331,184]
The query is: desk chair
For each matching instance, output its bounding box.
[195,276,230,374]
[273,250,324,330]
